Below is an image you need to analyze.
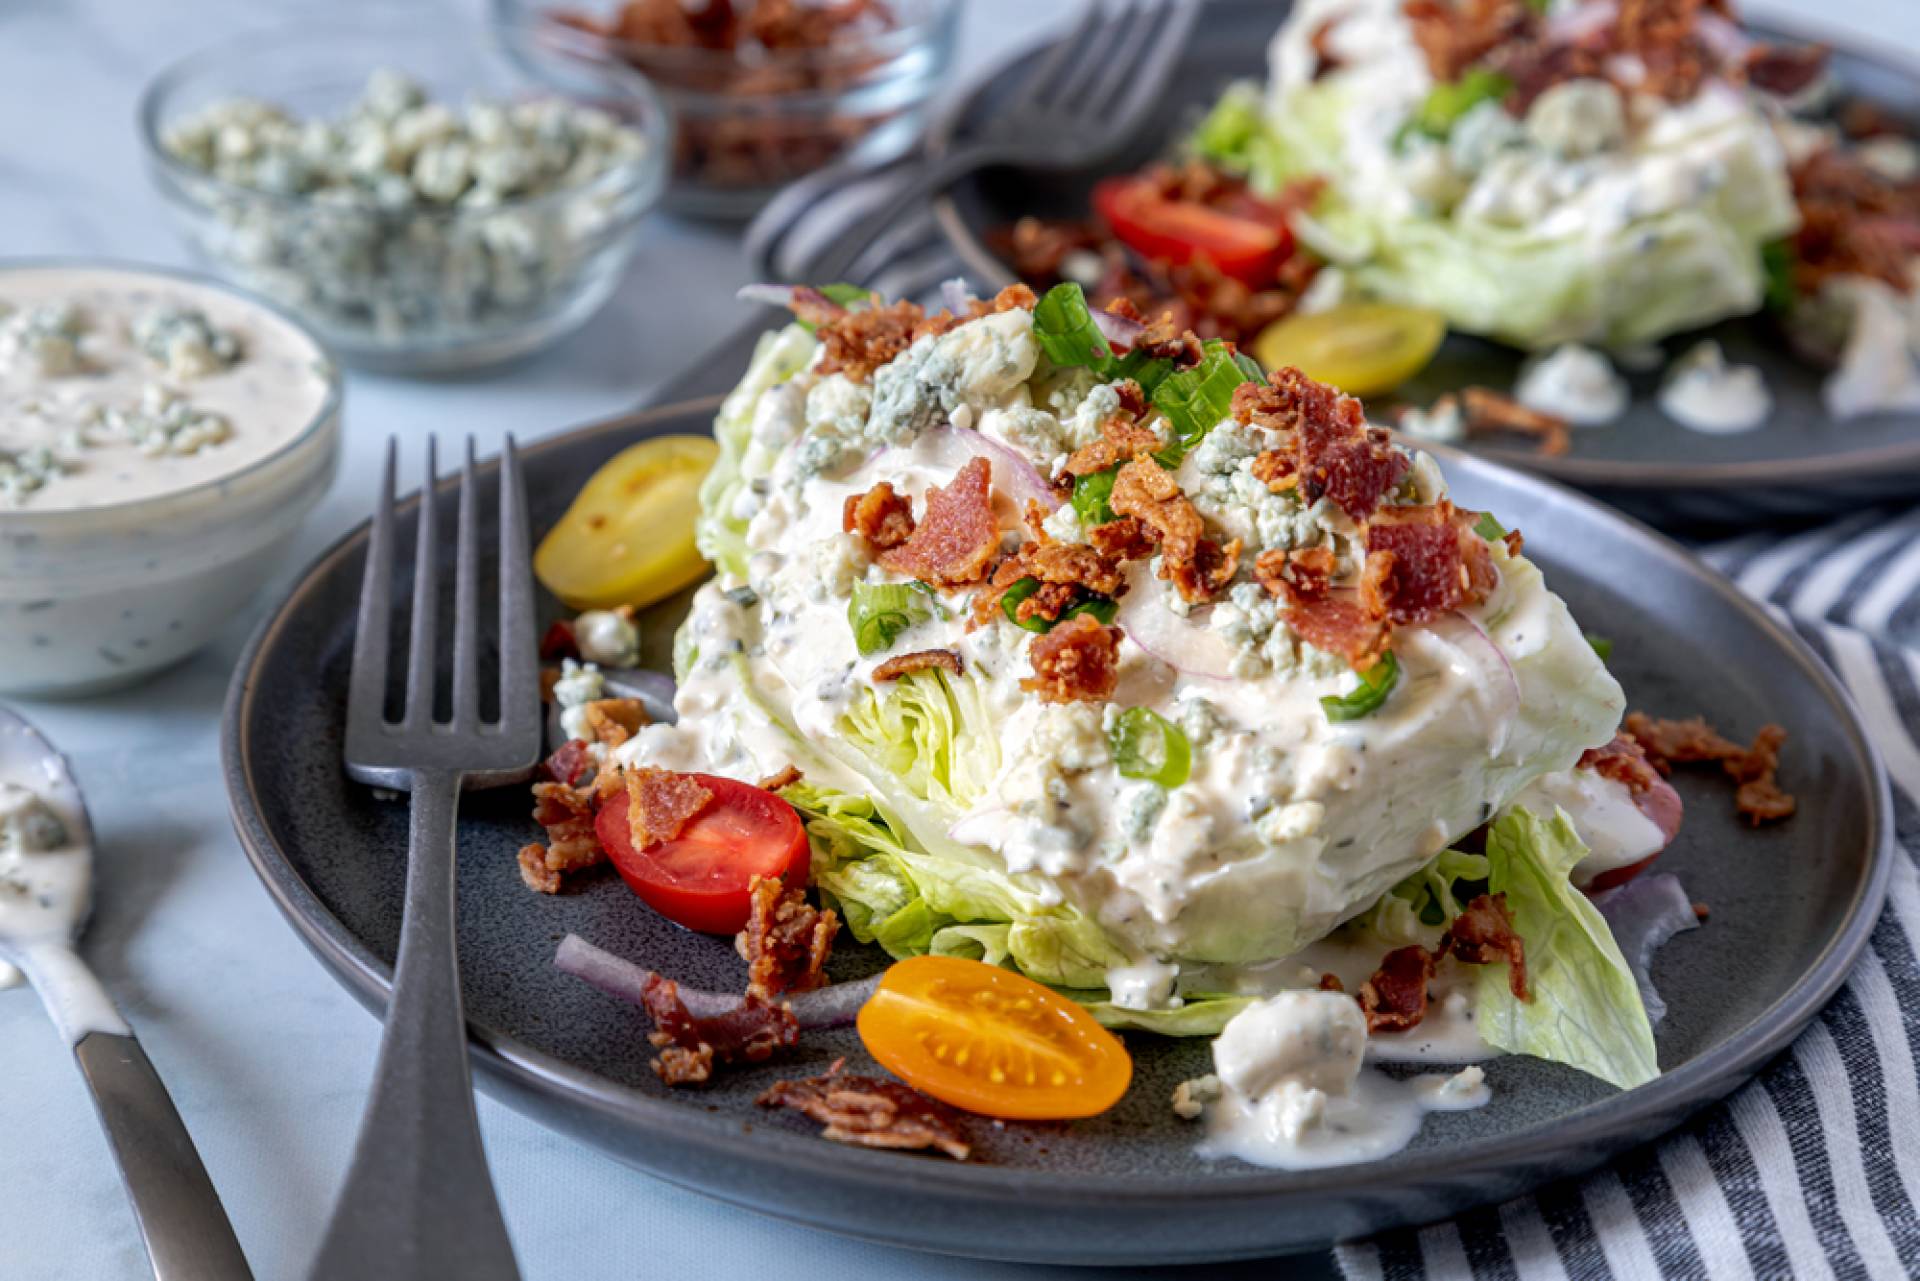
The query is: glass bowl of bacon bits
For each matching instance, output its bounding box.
[503,0,959,218]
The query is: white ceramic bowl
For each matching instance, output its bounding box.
[0,261,342,698]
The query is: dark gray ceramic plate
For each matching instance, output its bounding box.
[222,397,1892,1265]
[930,1,1920,530]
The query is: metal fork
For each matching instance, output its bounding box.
[308,437,540,1281]
[798,0,1199,287]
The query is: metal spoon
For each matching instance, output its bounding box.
[0,705,252,1281]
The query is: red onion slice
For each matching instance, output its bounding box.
[1591,873,1699,1026]
[1113,562,1238,680]
[940,278,976,314]
[736,283,800,309]
[869,424,1061,513]
[554,933,881,1029]
[1091,307,1146,353]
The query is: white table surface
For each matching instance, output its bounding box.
[0,1,1906,1278]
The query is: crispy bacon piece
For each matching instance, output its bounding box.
[1358,944,1435,1033]
[1503,36,1614,115]
[1318,972,1346,993]
[1308,15,1346,80]
[642,974,799,1087]
[518,772,620,893]
[1403,0,1533,82]
[1257,546,1391,672]
[1624,713,1798,825]
[1087,516,1156,563]
[580,698,647,750]
[1021,613,1122,704]
[736,875,839,999]
[1458,388,1572,457]
[878,457,1001,587]
[1789,149,1920,296]
[805,295,938,383]
[758,1059,972,1159]
[1442,893,1529,1001]
[1365,502,1497,625]
[843,481,916,552]
[872,649,964,682]
[1108,457,1234,602]
[756,764,803,792]
[542,739,595,787]
[1064,406,1163,477]
[1237,368,1408,521]
[626,767,714,852]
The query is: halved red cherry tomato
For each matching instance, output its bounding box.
[857,955,1133,1120]
[1092,174,1294,286]
[1586,852,1661,893]
[594,773,809,934]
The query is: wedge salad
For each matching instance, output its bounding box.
[1010,0,1920,443]
[522,281,1795,1168]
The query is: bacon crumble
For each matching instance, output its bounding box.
[1624,713,1798,825]
[1109,457,1238,602]
[736,875,839,1000]
[843,481,916,552]
[642,974,799,1087]
[518,768,623,894]
[1237,368,1409,521]
[1365,501,1498,625]
[877,456,1001,587]
[756,764,803,793]
[758,1059,972,1160]
[872,648,965,682]
[1021,613,1122,704]
[1441,893,1529,1001]
[1358,944,1435,1033]
[626,767,714,852]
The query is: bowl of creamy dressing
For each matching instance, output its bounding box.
[0,261,341,697]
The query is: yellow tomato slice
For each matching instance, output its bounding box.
[1251,302,1447,399]
[857,955,1133,1120]
[534,435,718,612]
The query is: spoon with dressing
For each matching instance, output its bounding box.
[0,706,252,1281]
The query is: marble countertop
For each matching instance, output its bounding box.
[0,1,1905,1278]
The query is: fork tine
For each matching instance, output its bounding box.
[348,438,398,733]
[836,206,949,298]
[1104,0,1200,136]
[449,436,481,732]
[994,0,1105,124]
[497,435,539,738]
[403,437,440,729]
[1032,2,1131,114]
[1078,0,1169,123]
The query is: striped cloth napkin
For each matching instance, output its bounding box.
[1338,508,1920,1280]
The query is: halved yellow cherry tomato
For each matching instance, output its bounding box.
[1250,302,1447,399]
[857,955,1133,1120]
[534,435,718,611]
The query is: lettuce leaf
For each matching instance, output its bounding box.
[695,323,818,580]
[839,666,1002,814]
[1475,807,1659,1090]
[1357,847,1490,946]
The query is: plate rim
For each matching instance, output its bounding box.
[926,12,1920,495]
[220,394,1895,1214]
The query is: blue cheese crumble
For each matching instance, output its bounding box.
[133,306,240,380]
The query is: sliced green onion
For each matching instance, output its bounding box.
[1321,652,1400,722]
[1110,707,1193,788]
[1110,708,1193,788]
[1033,282,1114,369]
[1587,633,1614,662]
[1761,239,1797,313]
[1072,466,1119,527]
[1000,578,1052,633]
[1474,512,1507,541]
[1062,596,1118,625]
[848,581,936,655]
[1408,69,1513,140]
[1112,348,1175,396]
[1152,341,1261,466]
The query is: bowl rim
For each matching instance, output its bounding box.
[135,15,673,222]
[493,0,959,103]
[222,394,1896,1219]
[0,256,344,528]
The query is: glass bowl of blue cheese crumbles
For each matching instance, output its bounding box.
[138,20,669,373]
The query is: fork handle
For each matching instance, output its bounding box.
[307,770,521,1281]
[808,143,1021,283]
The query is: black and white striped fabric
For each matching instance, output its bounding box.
[1338,507,1920,1281]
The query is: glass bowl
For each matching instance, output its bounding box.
[0,259,342,698]
[137,18,671,373]
[493,0,959,219]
